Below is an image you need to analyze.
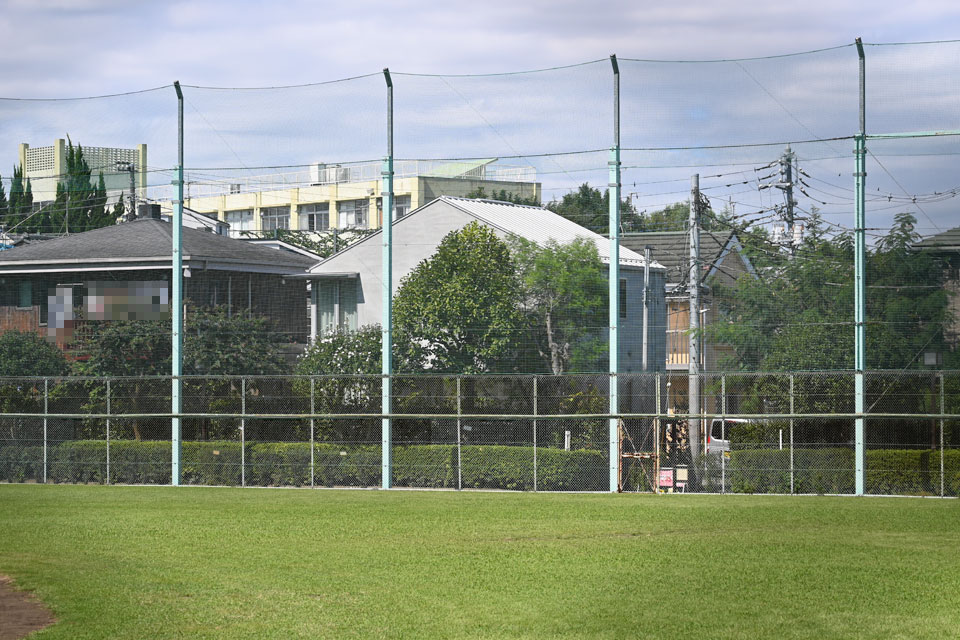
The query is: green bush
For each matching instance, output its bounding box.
[50,441,107,484]
[182,441,244,486]
[393,445,452,488]
[0,445,44,482]
[728,448,959,495]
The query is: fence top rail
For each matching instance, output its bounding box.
[3,411,959,421]
[1,370,959,384]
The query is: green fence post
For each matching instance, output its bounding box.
[106,379,111,486]
[43,378,48,484]
[608,53,621,493]
[172,80,184,487]
[854,39,867,496]
[381,68,394,490]
[310,377,315,489]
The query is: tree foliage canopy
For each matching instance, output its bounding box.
[75,306,287,377]
[0,331,69,377]
[511,236,607,374]
[393,222,527,373]
[709,212,953,372]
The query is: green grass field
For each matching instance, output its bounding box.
[1,486,958,639]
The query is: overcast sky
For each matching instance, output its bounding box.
[2,0,959,236]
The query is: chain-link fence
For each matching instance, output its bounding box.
[2,371,958,496]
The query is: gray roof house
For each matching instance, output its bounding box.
[304,196,668,374]
[620,230,756,414]
[0,218,316,344]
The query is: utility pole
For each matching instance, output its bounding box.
[781,145,795,249]
[688,174,701,470]
[116,161,137,219]
[760,145,797,252]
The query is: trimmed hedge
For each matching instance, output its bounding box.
[3,441,954,495]
[728,448,960,495]
[0,445,44,483]
[0,441,606,491]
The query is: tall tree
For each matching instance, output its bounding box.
[546,183,641,234]
[511,237,607,374]
[6,165,34,232]
[393,222,527,373]
[709,212,951,373]
[0,173,8,229]
[47,140,111,233]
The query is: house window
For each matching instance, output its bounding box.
[261,206,290,232]
[619,279,627,319]
[339,199,368,229]
[225,209,254,235]
[18,281,32,308]
[299,202,329,231]
[317,279,357,334]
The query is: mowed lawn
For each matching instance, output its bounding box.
[0,486,958,639]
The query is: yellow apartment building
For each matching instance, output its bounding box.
[179,158,540,237]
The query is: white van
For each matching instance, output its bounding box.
[706,418,755,456]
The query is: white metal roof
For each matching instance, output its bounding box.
[439,196,664,269]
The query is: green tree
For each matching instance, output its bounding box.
[294,325,382,442]
[112,191,127,221]
[6,165,34,232]
[511,237,607,374]
[0,173,8,229]
[0,331,69,378]
[0,331,69,441]
[47,140,111,233]
[464,186,540,206]
[393,222,526,373]
[270,227,375,258]
[75,307,287,440]
[546,183,641,234]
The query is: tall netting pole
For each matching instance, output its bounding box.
[172,81,184,487]
[608,54,621,493]
[854,39,866,496]
[381,68,394,490]
[689,174,702,474]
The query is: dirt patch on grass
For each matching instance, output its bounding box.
[0,575,55,640]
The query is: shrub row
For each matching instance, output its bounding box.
[0,441,606,491]
[4,441,955,495]
[727,448,960,495]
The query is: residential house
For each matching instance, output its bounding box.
[620,230,756,412]
[302,196,668,375]
[0,216,316,348]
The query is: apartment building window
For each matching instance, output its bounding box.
[339,199,368,229]
[225,209,254,235]
[261,206,290,232]
[395,195,412,218]
[299,202,329,231]
[317,279,357,334]
[375,194,412,225]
